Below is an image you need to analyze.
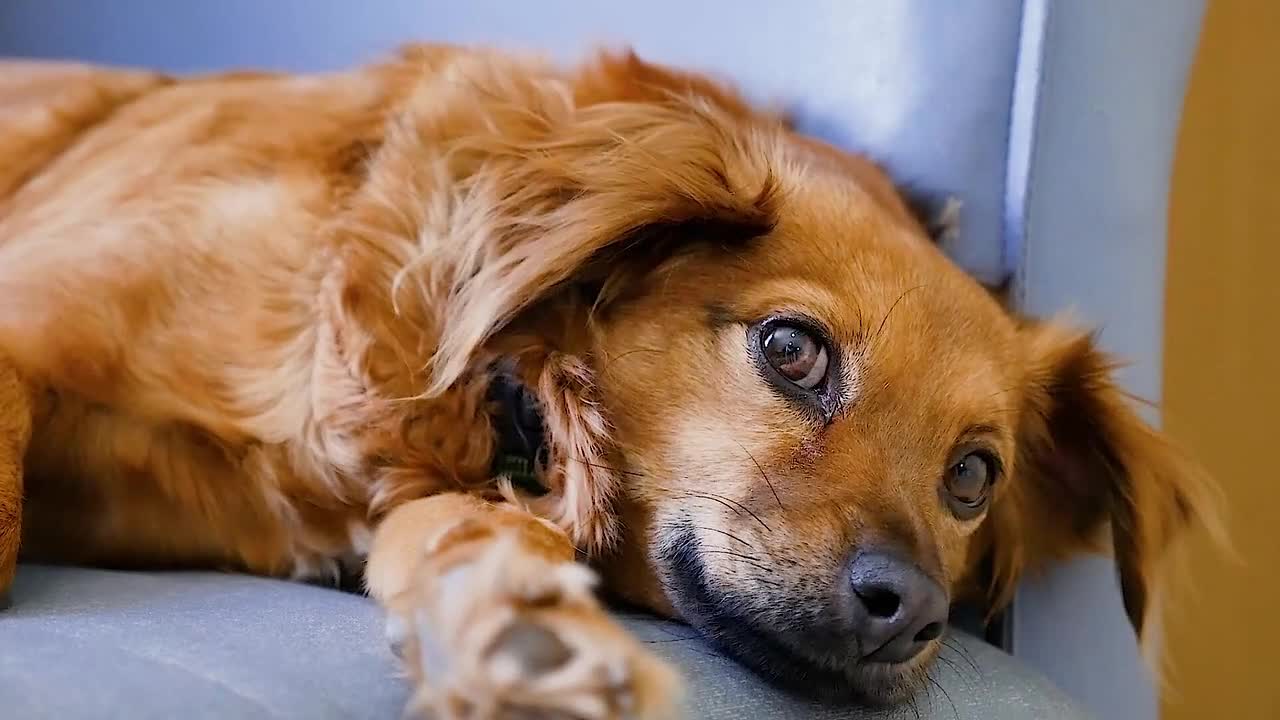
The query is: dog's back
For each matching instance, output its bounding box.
[0,57,401,572]
[0,62,167,208]
[0,44,606,574]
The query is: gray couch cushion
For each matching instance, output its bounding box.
[0,565,1086,719]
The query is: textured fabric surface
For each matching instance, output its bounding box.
[0,565,1087,719]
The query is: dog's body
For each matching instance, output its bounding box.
[0,46,1209,718]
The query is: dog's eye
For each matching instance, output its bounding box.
[943,450,995,519]
[762,324,829,390]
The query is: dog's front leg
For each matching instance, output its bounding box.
[366,493,679,720]
[0,353,33,602]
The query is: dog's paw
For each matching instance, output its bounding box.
[390,532,680,720]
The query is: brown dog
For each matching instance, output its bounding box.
[0,45,1210,717]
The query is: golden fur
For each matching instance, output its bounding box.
[0,45,1212,716]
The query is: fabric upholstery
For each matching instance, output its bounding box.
[0,565,1086,719]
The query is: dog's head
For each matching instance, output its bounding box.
[343,48,1213,704]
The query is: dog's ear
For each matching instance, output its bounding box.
[986,322,1217,637]
[320,51,779,550]
[405,55,780,395]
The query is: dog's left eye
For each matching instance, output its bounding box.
[943,450,996,519]
[762,324,829,390]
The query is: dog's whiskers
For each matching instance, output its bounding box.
[675,489,772,533]
[868,284,928,350]
[697,548,776,575]
[940,635,982,676]
[908,692,924,720]
[599,346,666,376]
[734,440,785,512]
[696,545,765,563]
[690,525,756,549]
[563,458,774,533]
[932,653,971,683]
[641,623,723,660]
[661,533,782,586]
[568,456,646,478]
[926,671,961,720]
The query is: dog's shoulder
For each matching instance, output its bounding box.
[0,60,171,205]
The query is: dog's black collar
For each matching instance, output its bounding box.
[486,367,549,496]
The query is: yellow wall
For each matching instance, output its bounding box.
[1162,1,1280,717]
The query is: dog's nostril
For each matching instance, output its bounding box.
[847,549,950,663]
[854,586,902,619]
[914,621,944,643]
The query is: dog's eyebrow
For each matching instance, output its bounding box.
[704,303,738,328]
[963,423,1009,442]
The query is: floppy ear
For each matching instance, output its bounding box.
[430,119,777,381]
[987,322,1216,637]
[321,50,779,552]
[431,56,778,395]
[326,50,780,398]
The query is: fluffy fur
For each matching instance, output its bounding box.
[0,45,1213,716]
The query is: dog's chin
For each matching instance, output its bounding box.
[674,590,936,706]
[661,535,935,706]
[689,608,934,705]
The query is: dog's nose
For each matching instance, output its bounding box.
[847,549,949,664]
